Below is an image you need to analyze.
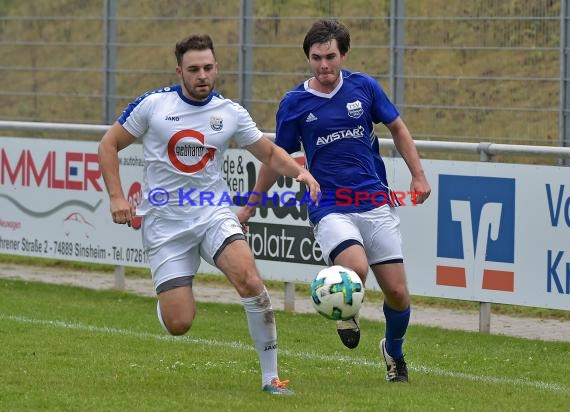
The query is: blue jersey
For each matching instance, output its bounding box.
[275,70,399,224]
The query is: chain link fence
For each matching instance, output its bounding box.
[0,0,565,149]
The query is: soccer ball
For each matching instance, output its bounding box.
[310,265,364,321]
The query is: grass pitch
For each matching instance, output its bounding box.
[1,278,568,411]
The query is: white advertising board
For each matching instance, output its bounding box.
[0,138,147,267]
[392,159,570,310]
[0,137,568,310]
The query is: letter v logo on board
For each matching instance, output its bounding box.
[436,175,516,292]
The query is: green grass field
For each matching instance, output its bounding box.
[1,278,568,411]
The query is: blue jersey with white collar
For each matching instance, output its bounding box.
[275,70,399,224]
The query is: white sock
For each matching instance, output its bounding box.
[156,300,172,335]
[241,286,278,387]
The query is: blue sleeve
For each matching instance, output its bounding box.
[275,98,302,154]
[369,76,400,125]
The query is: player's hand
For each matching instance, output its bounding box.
[410,175,431,205]
[295,169,321,205]
[236,206,255,234]
[110,197,136,227]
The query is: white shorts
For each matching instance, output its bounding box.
[313,205,403,265]
[141,207,243,291]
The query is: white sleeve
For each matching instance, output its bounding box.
[117,93,154,138]
[231,102,263,147]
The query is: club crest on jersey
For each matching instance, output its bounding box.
[346,100,363,119]
[210,116,223,131]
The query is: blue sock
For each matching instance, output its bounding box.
[383,303,411,359]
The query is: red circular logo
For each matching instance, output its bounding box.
[168,129,215,173]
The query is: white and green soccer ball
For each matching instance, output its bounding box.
[310,265,364,321]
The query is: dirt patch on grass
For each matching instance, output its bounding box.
[1,263,569,342]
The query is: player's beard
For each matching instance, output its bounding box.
[181,75,214,101]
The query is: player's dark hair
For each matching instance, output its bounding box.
[302,19,351,58]
[175,34,216,64]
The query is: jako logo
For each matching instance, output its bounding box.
[436,175,516,292]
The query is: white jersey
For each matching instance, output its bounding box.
[118,85,262,217]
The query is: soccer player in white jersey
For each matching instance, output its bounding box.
[98,34,320,396]
[237,20,431,383]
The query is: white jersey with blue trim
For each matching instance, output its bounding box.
[275,70,400,224]
[118,84,262,217]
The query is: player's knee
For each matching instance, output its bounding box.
[356,269,369,284]
[157,304,194,335]
[159,316,193,336]
[165,317,193,335]
[383,284,409,308]
[240,280,264,298]
[333,262,368,283]
[350,263,369,283]
[231,269,264,297]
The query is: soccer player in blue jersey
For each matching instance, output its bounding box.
[99,34,321,395]
[237,19,431,383]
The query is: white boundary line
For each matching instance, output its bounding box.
[2,314,567,393]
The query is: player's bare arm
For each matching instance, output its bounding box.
[238,136,320,225]
[235,162,280,227]
[245,135,320,201]
[98,122,137,225]
[386,117,431,204]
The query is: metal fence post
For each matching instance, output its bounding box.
[389,0,405,158]
[114,264,125,290]
[477,142,493,334]
[239,0,254,110]
[284,282,295,312]
[102,0,117,124]
[560,0,570,166]
[390,0,406,115]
